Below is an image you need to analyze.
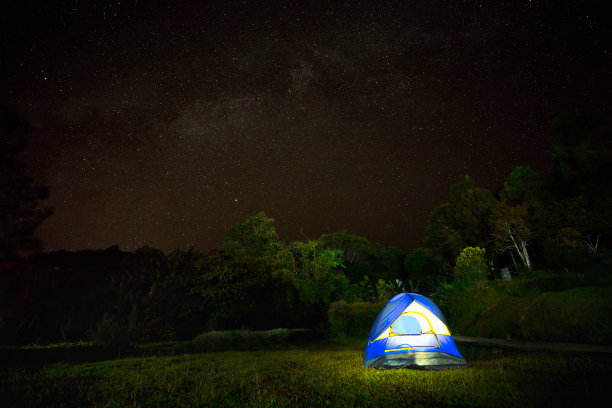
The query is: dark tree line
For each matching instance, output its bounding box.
[1,109,610,345]
[0,219,413,344]
[420,109,612,280]
[0,105,53,260]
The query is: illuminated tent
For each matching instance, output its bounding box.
[363,293,466,370]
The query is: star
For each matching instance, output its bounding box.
[1,1,609,253]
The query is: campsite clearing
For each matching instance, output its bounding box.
[1,338,609,407]
[364,293,466,369]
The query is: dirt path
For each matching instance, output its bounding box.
[453,335,612,353]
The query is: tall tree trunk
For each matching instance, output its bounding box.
[508,250,519,273]
[584,235,599,254]
[518,241,532,271]
[509,230,532,272]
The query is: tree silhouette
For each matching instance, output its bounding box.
[222,212,282,259]
[0,105,53,260]
[499,166,542,205]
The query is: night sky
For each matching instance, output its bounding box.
[2,1,610,253]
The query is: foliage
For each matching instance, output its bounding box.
[423,110,612,286]
[447,278,612,344]
[88,313,132,347]
[327,300,385,337]
[425,203,464,265]
[289,240,350,326]
[514,287,612,343]
[549,109,612,196]
[546,110,612,256]
[0,211,415,344]
[541,227,588,271]
[403,247,450,295]
[222,212,283,259]
[449,186,498,249]
[424,178,498,267]
[191,328,315,352]
[319,231,372,266]
[318,231,406,289]
[534,196,589,240]
[454,246,487,286]
[143,247,208,339]
[374,278,402,301]
[196,254,297,330]
[499,165,541,205]
[431,281,493,335]
[449,174,475,197]
[4,108,612,347]
[490,202,534,273]
[369,245,406,283]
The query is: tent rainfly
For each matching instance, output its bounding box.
[363,293,466,370]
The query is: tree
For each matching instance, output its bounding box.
[533,196,588,240]
[450,174,476,197]
[500,166,542,205]
[583,196,612,253]
[319,231,371,264]
[288,239,350,325]
[319,231,373,283]
[424,203,464,266]
[196,252,297,330]
[548,109,612,198]
[404,247,450,294]
[0,106,53,259]
[534,194,611,262]
[449,186,498,249]
[211,213,298,328]
[289,240,346,304]
[222,212,283,259]
[490,203,533,273]
[143,247,209,339]
[367,244,405,284]
[545,110,612,253]
[425,176,498,266]
[542,227,587,271]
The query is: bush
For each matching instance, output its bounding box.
[88,314,132,347]
[454,246,487,287]
[131,316,176,343]
[327,300,385,337]
[430,281,494,335]
[191,328,315,352]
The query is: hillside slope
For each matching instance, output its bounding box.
[448,278,612,345]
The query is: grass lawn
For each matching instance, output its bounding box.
[1,338,610,407]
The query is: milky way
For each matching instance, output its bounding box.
[2,1,610,253]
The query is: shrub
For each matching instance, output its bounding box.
[88,313,132,347]
[327,300,385,337]
[454,246,487,287]
[191,328,315,352]
[131,316,176,343]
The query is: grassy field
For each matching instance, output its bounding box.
[1,338,610,407]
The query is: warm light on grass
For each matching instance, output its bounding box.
[1,339,609,407]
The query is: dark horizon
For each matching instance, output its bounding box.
[2,1,610,254]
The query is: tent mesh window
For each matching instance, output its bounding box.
[391,314,422,335]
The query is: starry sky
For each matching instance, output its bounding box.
[2,1,611,253]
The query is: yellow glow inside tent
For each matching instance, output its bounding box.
[373,300,451,342]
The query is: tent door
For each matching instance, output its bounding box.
[386,312,440,351]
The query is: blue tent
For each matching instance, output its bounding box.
[363,293,466,370]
